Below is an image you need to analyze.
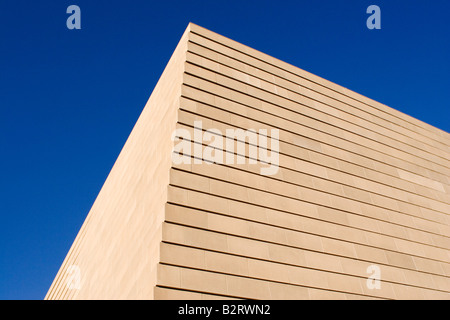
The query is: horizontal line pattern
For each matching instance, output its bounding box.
[158,24,450,300]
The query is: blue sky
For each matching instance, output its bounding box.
[0,0,449,300]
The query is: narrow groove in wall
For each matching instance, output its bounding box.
[155,285,245,300]
[159,262,393,300]
[163,221,450,279]
[161,241,450,294]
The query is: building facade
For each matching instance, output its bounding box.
[46,23,450,300]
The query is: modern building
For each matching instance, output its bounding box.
[45,23,450,300]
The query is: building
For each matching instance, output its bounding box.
[45,23,450,300]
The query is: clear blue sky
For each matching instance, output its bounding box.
[0,0,449,300]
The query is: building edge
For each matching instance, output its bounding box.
[45,23,191,300]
